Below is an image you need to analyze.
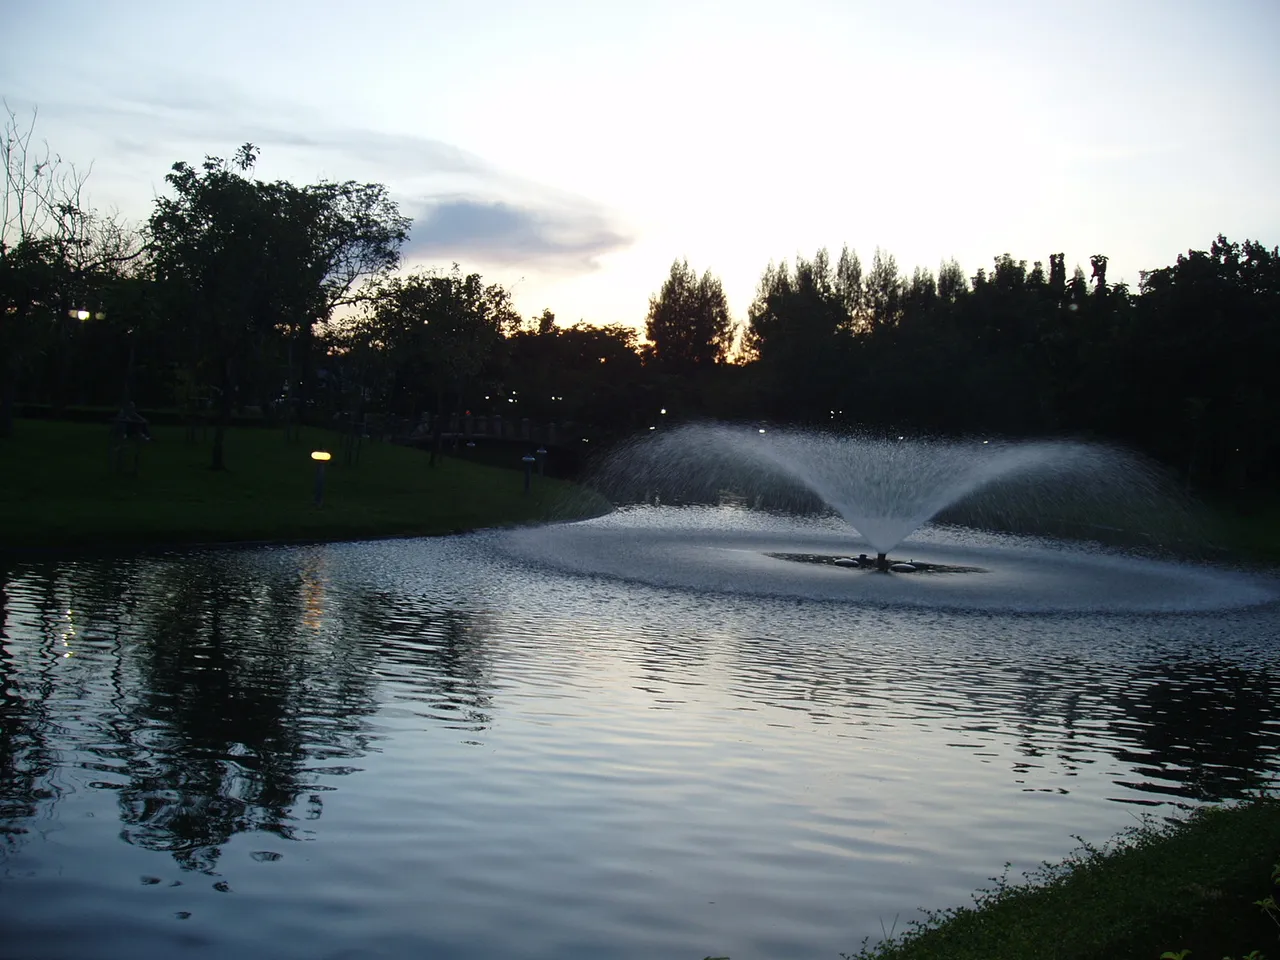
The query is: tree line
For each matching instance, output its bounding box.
[728,239,1279,493]
[3,110,1276,493]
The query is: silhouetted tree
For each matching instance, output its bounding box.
[148,145,407,468]
[1089,253,1109,294]
[644,258,733,370]
[357,266,517,458]
[864,247,903,332]
[744,249,855,420]
[1048,253,1067,298]
[1,103,143,434]
[504,320,646,431]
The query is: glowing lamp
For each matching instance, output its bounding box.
[75,310,90,320]
[311,451,331,462]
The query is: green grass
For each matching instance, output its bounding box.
[1200,498,1280,565]
[848,798,1280,960]
[0,418,610,551]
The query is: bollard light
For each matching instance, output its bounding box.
[311,451,332,462]
[521,454,536,494]
[535,446,547,476]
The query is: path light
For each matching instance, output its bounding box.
[311,450,331,506]
[522,454,537,494]
[535,446,547,476]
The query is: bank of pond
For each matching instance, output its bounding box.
[840,798,1280,960]
[0,418,609,551]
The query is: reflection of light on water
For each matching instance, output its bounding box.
[61,607,76,656]
[300,555,328,631]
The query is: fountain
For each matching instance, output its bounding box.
[499,424,1278,613]
[594,424,1196,557]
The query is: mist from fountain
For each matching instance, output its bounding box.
[594,424,1192,556]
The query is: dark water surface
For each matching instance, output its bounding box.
[3,515,1279,959]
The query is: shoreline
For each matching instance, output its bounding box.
[0,511,611,563]
[852,796,1280,960]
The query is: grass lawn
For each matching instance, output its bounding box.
[0,418,610,551]
[848,798,1280,960]
[1200,498,1280,565]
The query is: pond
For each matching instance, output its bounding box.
[3,506,1279,960]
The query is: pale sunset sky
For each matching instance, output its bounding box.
[4,0,1278,331]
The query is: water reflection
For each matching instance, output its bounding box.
[354,593,497,735]
[1109,658,1278,801]
[0,555,384,873]
[0,572,43,856]
[0,544,1278,960]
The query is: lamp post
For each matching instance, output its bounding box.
[311,450,331,505]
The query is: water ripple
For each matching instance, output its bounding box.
[1,530,1278,960]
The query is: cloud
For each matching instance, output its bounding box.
[405,195,632,272]
[26,91,492,181]
[11,82,633,273]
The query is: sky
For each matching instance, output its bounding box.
[4,0,1279,331]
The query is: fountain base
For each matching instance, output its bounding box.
[766,553,987,575]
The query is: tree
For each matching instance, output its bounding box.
[744,249,856,421]
[835,245,864,326]
[864,247,903,333]
[644,258,733,370]
[148,144,407,468]
[1125,235,1280,488]
[358,266,518,460]
[1,102,142,435]
[937,258,968,303]
[746,250,850,359]
[504,320,646,432]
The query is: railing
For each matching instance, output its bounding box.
[351,413,577,447]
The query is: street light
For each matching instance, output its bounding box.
[311,450,331,506]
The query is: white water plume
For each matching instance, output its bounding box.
[594,424,1189,555]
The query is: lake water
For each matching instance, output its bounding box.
[3,507,1279,959]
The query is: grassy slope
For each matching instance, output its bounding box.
[851,799,1280,960]
[1201,498,1280,564]
[0,419,609,550]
